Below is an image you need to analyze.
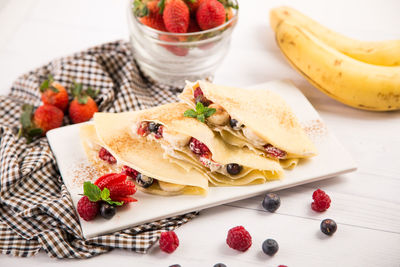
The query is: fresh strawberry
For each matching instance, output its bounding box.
[160,0,190,33]
[108,181,137,199]
[95,173,127,190]
[159,34,189,56]
[18,104,64,142]
[40,75,69,112]
[186,0,204,14]
[111,196,138,203]
[33,104,64,134]
[136,0,167,31]
[68,82,99,124]
[196,0,225,30]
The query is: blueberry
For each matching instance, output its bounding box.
[262,193,281,212]
[99,202,116,220]
[195,95,211,107]
[214,264,227,267]
[136,173,154,188]
[262,238,279,256]
[226,163,242,175]
[148,122,160,133]
[320,219,337,236]
[229,119,244,130]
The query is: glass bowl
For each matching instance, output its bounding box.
[127,0,238,88]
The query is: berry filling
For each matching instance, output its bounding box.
[121,165,139,179]
[263,144,287,159]
[137,121,163,139]
[99,147,117,164]
[193,86,212,106]
[189,137,211,157]
[137,121,150,136]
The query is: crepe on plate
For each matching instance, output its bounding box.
[179,81,317,169]
[79,122,209,196]
[127,102,283,186]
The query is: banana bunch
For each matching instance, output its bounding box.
[270,6,400,111]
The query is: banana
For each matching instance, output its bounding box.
[158,180,185,192]
[274,20,400,111]
[270,6,400,66]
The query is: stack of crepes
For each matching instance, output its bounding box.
[79,81,317,196]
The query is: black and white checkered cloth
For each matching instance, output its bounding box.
[0,40,198,258]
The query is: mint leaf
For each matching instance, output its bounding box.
[197,114,205,123]
[196,102,205,113]
[204,107,216,117]
[106,200,124,206]
[83,181,101,202]
[100,187,110,200]
[183,109,197,118]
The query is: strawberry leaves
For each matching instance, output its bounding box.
[40,74,59,93]
[83,181,124,206]
[70,82,99,104]
[18,104,43,143]
[184,102,216,123]
[133,0,149,17]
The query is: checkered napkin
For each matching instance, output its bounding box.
[0,40,198,258]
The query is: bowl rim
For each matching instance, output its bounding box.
[128,0,239,37]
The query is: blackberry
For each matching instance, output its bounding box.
[262,238,279,256]
[320,219,337,236]
[262,193,281,212]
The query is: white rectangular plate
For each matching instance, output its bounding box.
[47,80,357,238]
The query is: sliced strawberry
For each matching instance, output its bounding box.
[112,196,138,203]
[108,181,137,198]
[94,173,127,189]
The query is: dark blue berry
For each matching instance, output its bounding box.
[136,173,154,188]
[262,238,279,256]
[226,163,242,175]
[99,202,116,220]
[262,193,281,212]
[320,219,337,236]
[148,122,160,133]
[229,118,244,130]
[214,264,227,267]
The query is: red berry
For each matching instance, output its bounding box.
[94,173,127,189]
[140,0,167,31]
[77,196,99,221]
[193,86,204,98]
[189,137,211,157]
[159,231,179,253]
[137,121,150,136]
[226,226,252,252]
[264,144,287,159]
[69,97,98,124]
[98,147,117,164]
[40,82,69,112]
[112,196,138,203]
[158,34,189,56]
[196,0,226,30]
[163,0,190,33]
[33,104,64,134]
[155,125,164,139]
[121,165,139,179]
[311,189,331,212]
[108,181,137,199]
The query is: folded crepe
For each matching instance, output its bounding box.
[123,102,283,186]
[179,81,317,169]
[79,122,209,196]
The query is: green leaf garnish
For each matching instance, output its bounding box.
[83,182,124,206]
[183,102,216,123]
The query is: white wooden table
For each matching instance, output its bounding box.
[0,0,399,266]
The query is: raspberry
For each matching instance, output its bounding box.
[311,189,331,212]
[99,147,117,164]
[77,196,99,221]
[159,231,179,253]
[155,125,164,139]
[107,181,137,199]
[226,226,252,252]
[189,137,211,156]
[121,165,139,180]
[94,173,127,190]
[264,144,287,159]
[193,87,204,98]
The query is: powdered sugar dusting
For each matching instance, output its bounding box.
[302,119,327,141]
[68,161,118,189]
